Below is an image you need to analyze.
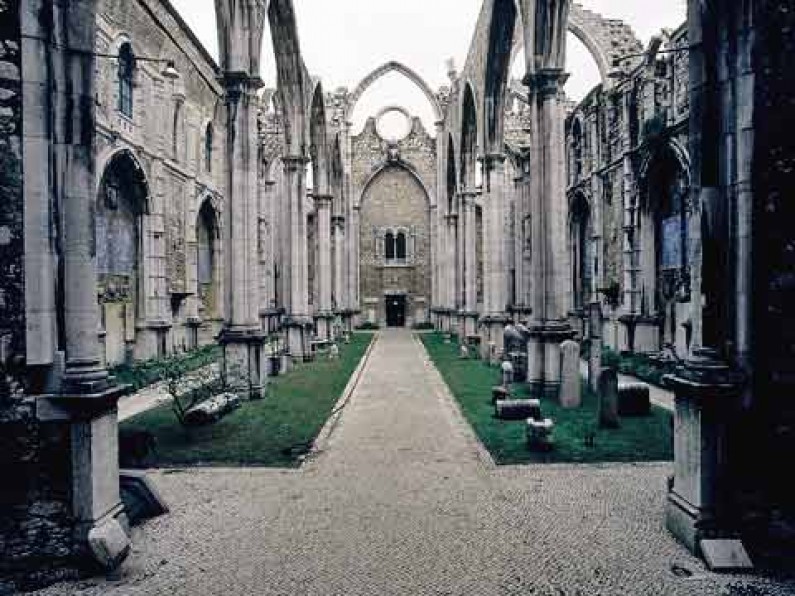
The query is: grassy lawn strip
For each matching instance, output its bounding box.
[121,333,374,468]
[421,333,673,465]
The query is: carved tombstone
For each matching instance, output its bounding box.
[559,340,581,409]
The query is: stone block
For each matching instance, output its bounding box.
[527,418,554,452]
[699,539,754,572]
[618,382,651,417]
[120,470,169,527]
[495,399,541,421]
[183,393,241,427]
[87,516,131,571]
[559,340,581,409]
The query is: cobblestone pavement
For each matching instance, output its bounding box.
[39,330,793,595]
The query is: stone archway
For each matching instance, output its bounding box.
[95,149,150,365]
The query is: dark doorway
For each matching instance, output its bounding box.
[386,295,407,327]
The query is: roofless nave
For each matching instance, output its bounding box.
[0,0,793,591]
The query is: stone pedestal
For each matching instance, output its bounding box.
[219,329,267,400]
[315,313,335,342]
[285,316,313,363]
[480,316,509,363]
[38,384,132,572]
[527,322,575,399]
[666,348,744,556]
[461,311,479,339]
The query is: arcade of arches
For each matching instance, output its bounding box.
[1,0,794,589]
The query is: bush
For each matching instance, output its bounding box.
[111,345,221,392]
[412,322,435,330]
[355,322,381,330]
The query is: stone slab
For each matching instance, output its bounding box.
[700,539,754,572]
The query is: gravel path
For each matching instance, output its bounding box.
[38,330,793,595]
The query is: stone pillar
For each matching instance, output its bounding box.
[666,348,744,555]
[314,195,334,340]
[218,74,267,399]
[332,214,346,334]
[461,189,479,338]
[44,0,130,570]
[525,70,574,397]
[480,154,509,360]
[445,212,459,334]
[281,156,313,359]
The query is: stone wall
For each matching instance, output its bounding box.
[565,24,692,356]
[0,0,25,366]
[0,402,78,593]
[94,0,226,365]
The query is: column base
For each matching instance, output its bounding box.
[218,327,268,400]
[314,312,335,342]
[527,321,575,400]
[666,489,716,556]
[284,316,314,362]
[479,315,510,362]
[461,311,479,339]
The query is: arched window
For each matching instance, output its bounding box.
[205,124,214,173]
[385,232,396,260]
[396,232,407,261]
[118,43,135,118]
[570,194,592,311]
[197,201,217,315]
[571,119,584,183]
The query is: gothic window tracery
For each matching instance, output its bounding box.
[118,43,135,118]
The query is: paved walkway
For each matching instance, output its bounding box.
[39,330,792,595]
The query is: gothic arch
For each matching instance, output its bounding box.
[484,0,518,154]
[460,82,478,188]
[510,3,644,85]
[346,61,443,124]
[309,80,331,195]
[357,161,433,210]
[268,0,309,155]
[96,148,150,213]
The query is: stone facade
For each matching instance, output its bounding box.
[565,24,692,357]
[94,0,226,366]
[354,118,435,327]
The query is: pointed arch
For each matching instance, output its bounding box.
[484,0,517,154]
[460,82,478,188]
[446,134,458,212]
[346,61,443,123]
[357,160,433,209]
[309,80,331,195]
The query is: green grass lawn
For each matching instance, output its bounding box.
[121,333,374,468]
[420,333,673,465]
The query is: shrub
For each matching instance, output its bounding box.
[355,322,380,330]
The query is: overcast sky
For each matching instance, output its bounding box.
[170,0,685,134]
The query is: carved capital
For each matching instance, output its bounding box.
[524,69,570,98]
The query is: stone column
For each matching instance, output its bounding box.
[480,154,510,361]
[282,156,313,359]
[526,70,574,398]
[314,194,334,340]
[445,212,459,334]
[461,189,479,338]
[43,0,130,569]
[332,214,346,333]
[218,74,267,399]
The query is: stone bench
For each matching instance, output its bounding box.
[527,418,554,452]
[183,393,242,427]
[495,399,541,421]
[618,382,651,417]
